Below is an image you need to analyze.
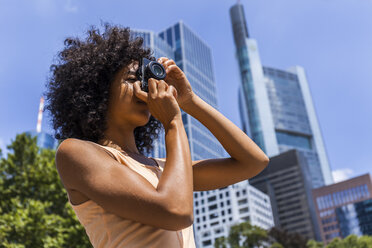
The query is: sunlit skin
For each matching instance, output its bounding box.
[97,60,152,155]
[55,57,269,231]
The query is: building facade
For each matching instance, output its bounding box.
[231,3,333,188]
[249,149,321,241]
[194,181,274,248]
[312,174,372,243]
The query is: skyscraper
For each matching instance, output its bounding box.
[250,149,321,240]
[231,3,333,188]
[25,97,58,150]
[158,21,224,162]
[132,21,274,248]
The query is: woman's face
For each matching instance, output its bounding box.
[106,61,151,128]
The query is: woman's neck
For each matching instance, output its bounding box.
[98,135,140,155]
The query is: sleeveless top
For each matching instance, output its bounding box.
[67,142,196,248]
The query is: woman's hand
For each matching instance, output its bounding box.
[157,57,196,110]
[133,78,181,130]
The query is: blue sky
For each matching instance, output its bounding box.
[0,0,371,182]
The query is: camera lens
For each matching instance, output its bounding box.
[153,64,164,77]
[148,61,166,80]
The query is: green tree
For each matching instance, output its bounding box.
[214,221,268,248]
[306,239,324,248]
[269,242,284,248]
[268,227,309,248]
[0,133,91,247]
[326,234,372,248]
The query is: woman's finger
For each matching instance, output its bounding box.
[157,57,169,64]
[157,80,167,94]
[148,78,158,98]
[133,81,148,103]
[163,59,176,69]
[167,85,178,99]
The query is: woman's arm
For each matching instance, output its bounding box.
[157,117,194,222]
[182,93,270,191]
[157,56,269,191]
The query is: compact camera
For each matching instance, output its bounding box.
[136,58,167,92]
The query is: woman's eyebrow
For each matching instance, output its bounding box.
[126,70,137,76]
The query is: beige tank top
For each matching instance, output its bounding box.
[67,142,196,248]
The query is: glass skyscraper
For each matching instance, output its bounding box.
[133,22,225,161]
[25,130,58,150]
[231,3,333,188]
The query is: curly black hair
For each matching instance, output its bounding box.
[43,22,163,155]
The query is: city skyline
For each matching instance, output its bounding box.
[0,0,371,183]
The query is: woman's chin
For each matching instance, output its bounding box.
[135,113,151,126]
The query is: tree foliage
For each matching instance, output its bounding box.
[213,219,372,248]
[0,133,91,247]
[214,221,268,248]
[326,234,372,248]
[268,227,309,248]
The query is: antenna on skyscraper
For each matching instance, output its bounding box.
[36,97,44,133]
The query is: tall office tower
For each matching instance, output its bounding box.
[130,29,174,159]
[250,149,321,241]
[231,3,333,188]
[193,183,274,248]
[312,174,372,244]
[25,97,58,150]
[132,22,274,248]
[158,21,224,161]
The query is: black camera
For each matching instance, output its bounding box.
[136,58,167,92]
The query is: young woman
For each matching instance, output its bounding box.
[44,23,269,248]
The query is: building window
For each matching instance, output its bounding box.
[227,200,230,205]
[239,207,249,214]
[196,209,199,214]
[222,210,225,216]
[202,208,205,213]
[195,201,198,206]
[210,213,219,219]
[209,204,218,211]
[242,216,250,222]
[197,217,200,223]
[228,209,231,214]
[238,199,247,205]
[208,196,217,202]
[220,202,224,207]
[236,192,240,197]
[226,192,229,197]
[202,240,212,246]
